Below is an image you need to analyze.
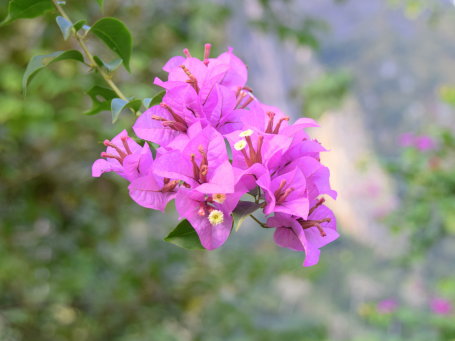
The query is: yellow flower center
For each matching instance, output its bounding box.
[239,129,254,137]
[212,193,226,204]
[208,210,224,226]
[234,140,247,151]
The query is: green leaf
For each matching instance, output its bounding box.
[93,55,123,72]
[164,220,204,250]
[111,98,128,123]
[1,0,53,26]
[84,85,116,115]
[73,19,87,32]
[90,17,132,71]
[142,98,152,108]
[150,90,165,107]
[96,0,104,9]
[111,98,142,123]
[143,90,165,110]
[22,50,85,94]
[232,201,262,232]
[56,16,72,40]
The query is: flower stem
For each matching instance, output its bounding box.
[249,214,269,228]
[52,0,129,102]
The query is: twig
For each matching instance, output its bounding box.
[52,0,130,102]
[249,214,269,228]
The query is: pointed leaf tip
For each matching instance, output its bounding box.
[232,201,262,232]
[164,220,205,250]
[56,16,72,40]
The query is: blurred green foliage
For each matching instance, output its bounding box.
[301,70,351,118]
[385,128,455,257]
[1,0,455,340]
[357,304,455,341]
[252,0,329,49]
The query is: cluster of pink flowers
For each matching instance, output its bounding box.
[375,297,453,316]
[92,45,338,266]
[398,132,436,151]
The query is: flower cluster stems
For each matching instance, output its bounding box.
[51,0,130,103]
[250,214,268,228]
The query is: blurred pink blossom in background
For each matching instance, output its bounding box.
[430,298,453,315]
[398,132,414,147]
[377,299,398,314]
[398,133,436,151]
[414,136,436,151]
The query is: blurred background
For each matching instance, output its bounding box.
[1,0,455,340]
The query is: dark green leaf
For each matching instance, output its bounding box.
[111,98,142,123]
[128,99,142,112]
[22,50,85,94]
[164,220,204,250]
[142,90,165,110]
[90,17,132,71]
[232,201,262,232]
[73,19,87,32]
[149,90,165,107]
[111,98,128,123]
[1,0,53,26]
[56,16,72,40]
[84,85,116,115]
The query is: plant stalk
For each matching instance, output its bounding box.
[52,0,129,102]
[250,214,269,228]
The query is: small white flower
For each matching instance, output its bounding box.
[208,210,224,226]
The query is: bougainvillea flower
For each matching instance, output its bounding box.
[267,202,338,266]
[154,126,235,194]
[279,156,337,200]
[155,45,247,103]
[160,45,247,89]
[208,46,248,91]
[226,128,293,171]
[239,101,291,134]
[127,152,178,212]
[133,85,206,148]
[92,130,147,181]
[203,84,245,134]
[281,138,326,165]
[257,168,309,219]
[175,188,242,250]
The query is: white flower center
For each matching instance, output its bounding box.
[208,210,224,226]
